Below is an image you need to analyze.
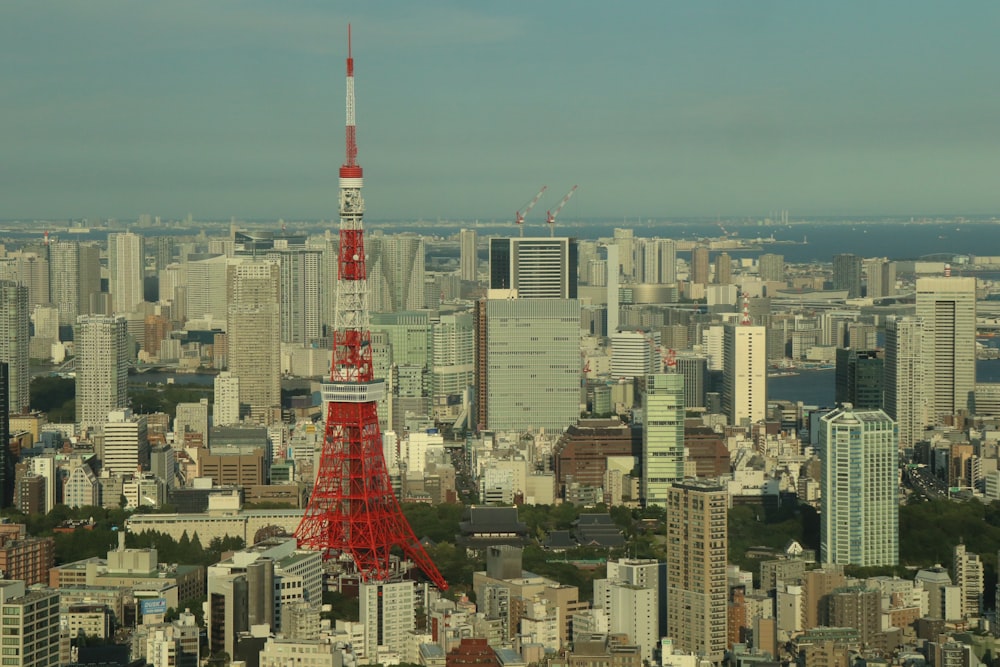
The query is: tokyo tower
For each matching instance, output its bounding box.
[294,27,448,591]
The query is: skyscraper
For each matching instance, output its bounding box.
[0,281,29,414]
[864,258,896,298]
[227,261,281,424]
[642,373,685,506]
[819,405,898,567]
[674,355,707,409]
[714,252,732,285]
[268,247,323,344]
[459,228,478,282]
[832,253,862,298]
[477,298,580,432]
[75,315,129,431]
[109,231,144,314]
[722,323,766,427]
[884,316,928,449]
[916,277,976,421]
[834,348,883,410]
[690,246,710,285]
[666,481,728,663]
[48,240,80,326]
[613,228,635,280]
[368,233,426,312]
[489,237,578,299]
[758,253,785,283]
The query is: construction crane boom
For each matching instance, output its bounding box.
[546,185,578,236]
[515,186,547,237]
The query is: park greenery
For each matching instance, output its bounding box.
[29,375,213,423]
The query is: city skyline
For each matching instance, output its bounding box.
[5,2,1000,221]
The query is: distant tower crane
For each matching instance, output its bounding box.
[546,185,578,237]
[515,186,547,237]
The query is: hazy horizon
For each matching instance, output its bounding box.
[5,2,1000,221]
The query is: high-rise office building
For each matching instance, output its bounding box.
[604,244,620,334]
[460,229,478,282]
[431,312,475,422]
[819,405,898,567]
[266,247,323,344]
[227,261,281,425]
[75,315,129,430]
[613,228,635,281]
[832,254,862,298]
[834,348,883,410]
[916,277,976,421]
[722,323,766,427]
[153,236,174,272]
[666,481,728,663]
[674,355,707,409]
[642,374,685,506]
[884,317,928,449]
[368,233,426,313]
[476,298,580,432]
[758,253,785,283]
[714,252,732,285]
[109,231,144,314]
[0,281,29,414]
[690,246,710,285]
[611,331,659,380]
[213,371,241,426]
[864,258,896,298]
[102,409,150,477]
[185,254,230,322]
[489,237,578,299]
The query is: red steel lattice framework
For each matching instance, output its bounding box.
[294,27,448,591]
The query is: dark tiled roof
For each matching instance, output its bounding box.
[543,530,576,550]
[573,513,625,548]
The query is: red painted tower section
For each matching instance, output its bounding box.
[295,28,448,591]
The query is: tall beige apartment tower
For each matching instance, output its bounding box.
[459,228,478,281]
[0,281,29,413]
[75,315,129,431]
[916,277,976,421]
[227,261,281,425]
[722,323,767,427]
[666,480,728,663]
[108,231,144,314]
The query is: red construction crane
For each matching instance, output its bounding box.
[661,347,677,372]
[515,186,547,237]
[546,185,578,236]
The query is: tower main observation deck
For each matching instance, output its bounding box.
[294,27,448,591]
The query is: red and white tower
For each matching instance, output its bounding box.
[294,28,447,591]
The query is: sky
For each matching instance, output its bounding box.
[4,1,1000,223]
